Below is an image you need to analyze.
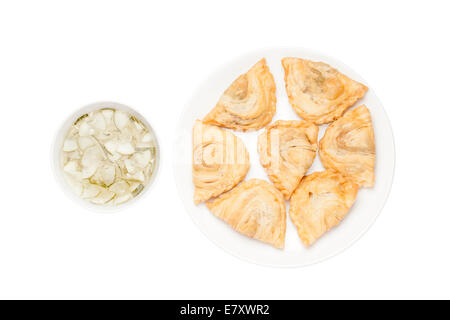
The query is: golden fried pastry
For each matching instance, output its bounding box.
[289,170,358,246]
[192,120,250,204]
[206,179,286,248]
[203,58,276,131]
[319,105,375,187]
[282,57,368,125]
[257,120,318,200]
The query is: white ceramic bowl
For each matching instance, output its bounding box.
[53,101,160,213]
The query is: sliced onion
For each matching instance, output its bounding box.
[133,150,151,167]
[79,122,93,137]
[82,184,103,199]
[109,180,129,195]
[90,112,106,131]
[114,194,132,205]
[61,108,156,206]
[124,159,136,174]
[64,160,80,175]
[104,139,118,153]
[81,146,104,168]
[78,136,95,150]
[63,138,78,152]
[114,110,130,130]
[117,141,135,155]
[91,188,115,204]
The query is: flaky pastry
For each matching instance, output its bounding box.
[319,105,375,187]
[206,179,286,248]
[282,57,368,124]
[192,120,249,204]
[257,120,318,200]
[289,170,358,246]
[203,58,276,131]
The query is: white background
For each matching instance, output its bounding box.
[0,0,448,300]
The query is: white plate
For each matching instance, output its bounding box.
[173,47,395,267]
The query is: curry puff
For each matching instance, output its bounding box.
[206,179,286,249]
[192,120,250,204]
[289,170,358,246]
[257,120,318,200]
[203,58,276,131]
[319,105,375,187]
[282,57,367,125]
